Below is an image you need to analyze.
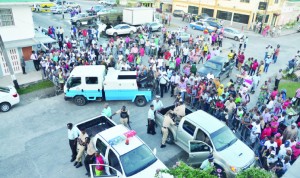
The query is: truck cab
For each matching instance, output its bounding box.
[64,66,152,106]
[156,106,255,177]
[198,56,235,81]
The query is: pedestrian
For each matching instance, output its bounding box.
[94,151,104,176]
[273,45,280,63]
[264,55,272,73]
[282,123,298,143]
[237,52,245,71]
[84,137,96,177]
[101,103,112,118]
[147,104,156,135]
[161,111,175,148]
[274,69,283,88]
[74,129,88,168]
[114,106,130,128]
[59,26,64,41]
[239,36,244,50]
[200,154,214,170]
[159,72,169,98]
[20,56,26,74]
[30,51,39,71]
[152,95,164,112]
[244,36,248,50]
[67,123,80,162]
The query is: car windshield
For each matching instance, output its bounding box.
[0,86,10,93]
[204,61,222,70]
[211,126,238,151]
[113,25,122,29]
[120,144,157,177]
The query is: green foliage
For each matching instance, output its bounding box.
[155,161,217,178]
[17,80,54,95]
[236,167,274,178]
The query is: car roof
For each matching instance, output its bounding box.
[225,27,239,32]
[185,110,226,134]
[208,56,227,64]
[98,125,143,156]
[70,65,106,77]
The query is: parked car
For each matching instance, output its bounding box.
[86,5,105,15]
[189,21,206,31]
[143,22,163,32]
[70,13,97,27]
[106,24,137,36]
[50,6,69,14]
[171,31,190,42]
[173,10,185,17]
[198,56,235,81]
[0,86,20,112]
[64,1,79,8]
[155,106,256,177]
[204,20,222,29]
[222,27,244,41]
[193,13,210,21]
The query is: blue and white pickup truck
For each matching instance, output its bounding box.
[64,65,152,106]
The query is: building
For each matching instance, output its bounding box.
[120,0,155,7]
[0,0,54,77]
[172,0,298,29]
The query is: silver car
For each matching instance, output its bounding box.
[144,22,163,32]
[222,27,244,41]
[171,31,190,42]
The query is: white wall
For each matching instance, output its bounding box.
[0,5,34,42]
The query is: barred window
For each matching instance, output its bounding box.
[0,8,14,27]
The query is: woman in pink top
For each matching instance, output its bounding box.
[261,123,272,140]
[139,47,145,57]
[175,56,181,70]
[206,52,211,61]
[270,116,279,135]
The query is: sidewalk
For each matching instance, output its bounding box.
[0,71,43,87]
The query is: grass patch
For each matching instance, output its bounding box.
[278,81,299,98]
[17,80,54,95]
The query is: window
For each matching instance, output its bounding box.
[108,150,122,174]
[190,141,211,152]
[201,8,214,17]
[233,13,249,24]
[96,138,107,156]
[118,75,136,79]
[0,8,14,26]
[211,126,237,151]
[86,77,98,84]
[67,77,81,88]
[188,6,198,15]
[216,10,232,21]
[240,0,250,2]
[182,121,196,136]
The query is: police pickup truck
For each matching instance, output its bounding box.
[155,105,256,177]
[64,65,152,106]
[75,115,172,178]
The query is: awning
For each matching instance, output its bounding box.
[4,32,56,49]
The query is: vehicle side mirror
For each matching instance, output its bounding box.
[153,148,157,155]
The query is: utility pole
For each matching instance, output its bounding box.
[0,35,19,89]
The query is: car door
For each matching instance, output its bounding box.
[187,140,212,165]
[121,25,129,34]
[176,120,196,152]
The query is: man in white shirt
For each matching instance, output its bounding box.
[250,120,261,147]
[147,105,156,135]
[206,72,214,80]
[159,72,169,98]
[152,95,164,112]
[59,26,64,40]
[30,51,39,71]
[67,123,80,162]
[182,46,189,63]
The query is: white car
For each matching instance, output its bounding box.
[106,24,137,36]
[64,1,79,8]
[50,6,69,14]
[0,86,20,112]
[222,27,244,41]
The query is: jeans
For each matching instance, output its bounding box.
[145,46,150,55]
[84,154,94,174]
[183,55,188,63]
[273,55,278,63]
[69,139,77,159]
[264,63,270,72]
[160,84,166,98]
[275,79,280,88]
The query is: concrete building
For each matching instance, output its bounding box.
[171,0,299,29]
[0,0,54,77]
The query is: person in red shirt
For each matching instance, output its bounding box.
[249,59,258,76]
[273,45,280,63]
[291,142,300,164]
[274,133,282,149]
[237,52,245,71]
[261,123,272,140]
[216,99,225,110]
[164,50,171,60]
[95,151,104,176]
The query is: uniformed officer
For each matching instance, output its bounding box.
[161,111,175,148]
[173,100,186,121]
[114,106,130,128]
[74,129,88,168]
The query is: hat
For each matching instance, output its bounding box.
[208,154,214,160]
[275,133,281,137]
[270,151,276,155]
[284,141,290,147]
[155,95,160,99]
[292,123,297,127]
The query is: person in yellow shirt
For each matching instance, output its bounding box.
[213,78,221,89]
[258,60,265,75]
[217,84,224,96]
[228,50,234,62]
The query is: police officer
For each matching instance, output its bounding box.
[114,106,130,128]
[173,100,186,121]
[161,111,175,148]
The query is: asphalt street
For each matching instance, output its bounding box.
[1,2,300,178]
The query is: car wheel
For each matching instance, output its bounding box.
[0,102,11,112]
[113,32,118,37]
[166,131,174,144]
[192,26,195,30]
[73,96,87,106]
[134,96,147,107]
[76,21,81,27]
[214,164,226,178]
[234,36,239,41]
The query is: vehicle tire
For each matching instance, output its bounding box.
[157,27,161,32]
[0,102,11,112]
[166,131,174,144]
[130,31,134,35]
[134,96,147,107]
[76,21,81,27]
[234,36,239,41]
[113,32,118,37]
[192,26,195,30]
[73,96,87,106]
[214,164,226,178]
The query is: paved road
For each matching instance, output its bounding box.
[1,2,300,178]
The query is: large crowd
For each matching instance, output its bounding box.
[33,20,300,177]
